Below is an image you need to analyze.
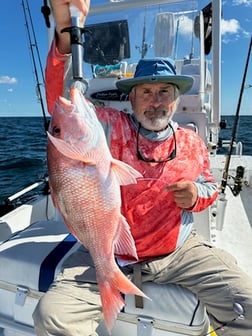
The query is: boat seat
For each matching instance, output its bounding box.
[112,282,209,336]
[0,220,77,293]
[0,220,78,329]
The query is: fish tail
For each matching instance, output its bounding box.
[98,279,125,334]
[98,269,147,333]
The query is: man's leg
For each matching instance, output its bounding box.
[140,231,252,335]
[33,246,109,336]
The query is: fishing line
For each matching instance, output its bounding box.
[22,0,48,132]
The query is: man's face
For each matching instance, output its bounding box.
[129,83,177,131]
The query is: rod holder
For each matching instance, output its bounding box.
[216,194,227,231]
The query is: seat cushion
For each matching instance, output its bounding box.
[0,220,77,292]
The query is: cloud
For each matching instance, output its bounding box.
[0,76,18,84]
[221,18,250,43]
[177,16,194,35]
[221,18,240,35]
[232,0,252,7]
[172,13,248,45]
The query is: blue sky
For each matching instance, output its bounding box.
[0,0,252,117]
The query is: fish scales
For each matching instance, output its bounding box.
[47,87,146,333]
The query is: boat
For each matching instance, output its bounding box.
[0,0,251,335]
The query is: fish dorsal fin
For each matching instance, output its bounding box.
[111,158,142,186]
[47,132,95,165]
[114,215,138,260]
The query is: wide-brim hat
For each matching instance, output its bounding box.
[116,58,194,94]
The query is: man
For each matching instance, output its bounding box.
[33,0,252,335]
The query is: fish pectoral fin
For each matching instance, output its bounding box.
[111,159,143,186]
[114,215,138,260]
[47,132,95,165]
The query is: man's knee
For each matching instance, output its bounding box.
[32,287,104,336]
[32,294,59,334]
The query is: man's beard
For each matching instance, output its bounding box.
[137,106,173,131]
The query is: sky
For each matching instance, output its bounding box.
[0,0,252,117]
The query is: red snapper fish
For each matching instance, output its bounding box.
[47,87,146,333]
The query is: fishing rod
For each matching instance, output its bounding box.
[220,36,252,196]
[135,7,150,59]
[21,0,48,132]
[140,8,148,58]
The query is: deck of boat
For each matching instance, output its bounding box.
[210,154,252,277]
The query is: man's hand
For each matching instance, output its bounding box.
[50,0,90,54]
[165,181,198,209]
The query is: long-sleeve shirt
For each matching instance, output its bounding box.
[45,40,218,261]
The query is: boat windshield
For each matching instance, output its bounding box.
[84,0,203,78]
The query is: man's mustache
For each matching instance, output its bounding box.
[144,106,168,114]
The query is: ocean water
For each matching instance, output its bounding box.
[0,115,252,205]
[0,117,48,204]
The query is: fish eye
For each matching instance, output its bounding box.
[52,126,61,135]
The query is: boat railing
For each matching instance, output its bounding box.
[0,178,49,218]
[219,140,243,156]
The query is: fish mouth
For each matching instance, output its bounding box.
[57,96,76,115]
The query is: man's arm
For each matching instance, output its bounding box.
[45,0,90,114]
[50,0,90,54]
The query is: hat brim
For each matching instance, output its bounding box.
[116,75,194,94]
